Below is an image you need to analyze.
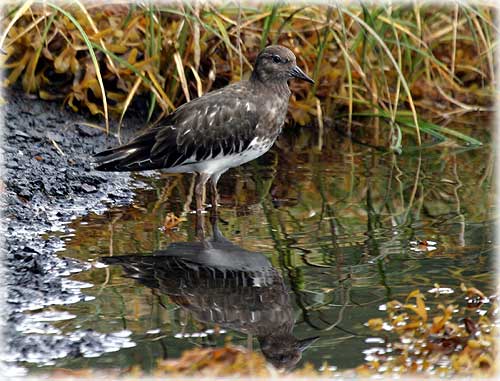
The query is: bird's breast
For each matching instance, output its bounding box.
[256,95,289,139]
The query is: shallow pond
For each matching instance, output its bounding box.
[28,116,495,373]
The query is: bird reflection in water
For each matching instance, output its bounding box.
[100,213,318,370]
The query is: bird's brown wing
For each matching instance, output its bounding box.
[94,83,259,171]
[151,83,259,167]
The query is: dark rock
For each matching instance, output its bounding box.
[3,88,143,368]
[17,188,33,199]
[76,124,102,137]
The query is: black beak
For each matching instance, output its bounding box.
[290,65,314,84]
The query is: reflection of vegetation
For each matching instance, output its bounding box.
[249,122,493,328]
[1,2,495,145]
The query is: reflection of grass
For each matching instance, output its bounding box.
[1,2,495,146]
[246,122,493,332]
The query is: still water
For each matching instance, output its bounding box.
[33,117,495,372]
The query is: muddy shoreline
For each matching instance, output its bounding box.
[2,89,148,370]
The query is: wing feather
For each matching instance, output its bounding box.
[94,82,258,172]
[151,83,258,166]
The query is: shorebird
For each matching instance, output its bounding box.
[94,45,313,212]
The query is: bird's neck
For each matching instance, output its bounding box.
[250,74,291,98]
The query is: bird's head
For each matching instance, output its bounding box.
[251,45,314,85]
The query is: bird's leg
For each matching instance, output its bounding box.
[209,202,218,228]
[209,170,226,217]
[209,172,231,225]
[195,210,206,240]
[210,180,219,216]
[208,208,219,239]
[195,172,210,213]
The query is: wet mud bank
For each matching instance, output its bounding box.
[2,90,144,368]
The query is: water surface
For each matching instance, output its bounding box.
[31,117,495,372]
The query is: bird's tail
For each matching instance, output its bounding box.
[93,137,161,172]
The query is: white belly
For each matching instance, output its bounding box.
[164,137,274,175]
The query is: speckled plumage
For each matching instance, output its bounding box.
[94,45,313,211]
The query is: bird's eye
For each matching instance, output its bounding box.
[272,55,282,63]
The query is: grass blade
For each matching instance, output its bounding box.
[173,51,190,102]
[189,64,203,98]
[398,117,483,146]
[23,13,55,93]
[47,2,109,133]
[0,0,34,53]
[89,41,175,111]
[342,7,421,145]
[118,76,142,142]
[261,2,279,49]
[333,9,353,130]
[349,111,483,147]
[74,0,119,76]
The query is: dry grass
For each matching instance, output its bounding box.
[359,284,498,376]
[1,1,496,146]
